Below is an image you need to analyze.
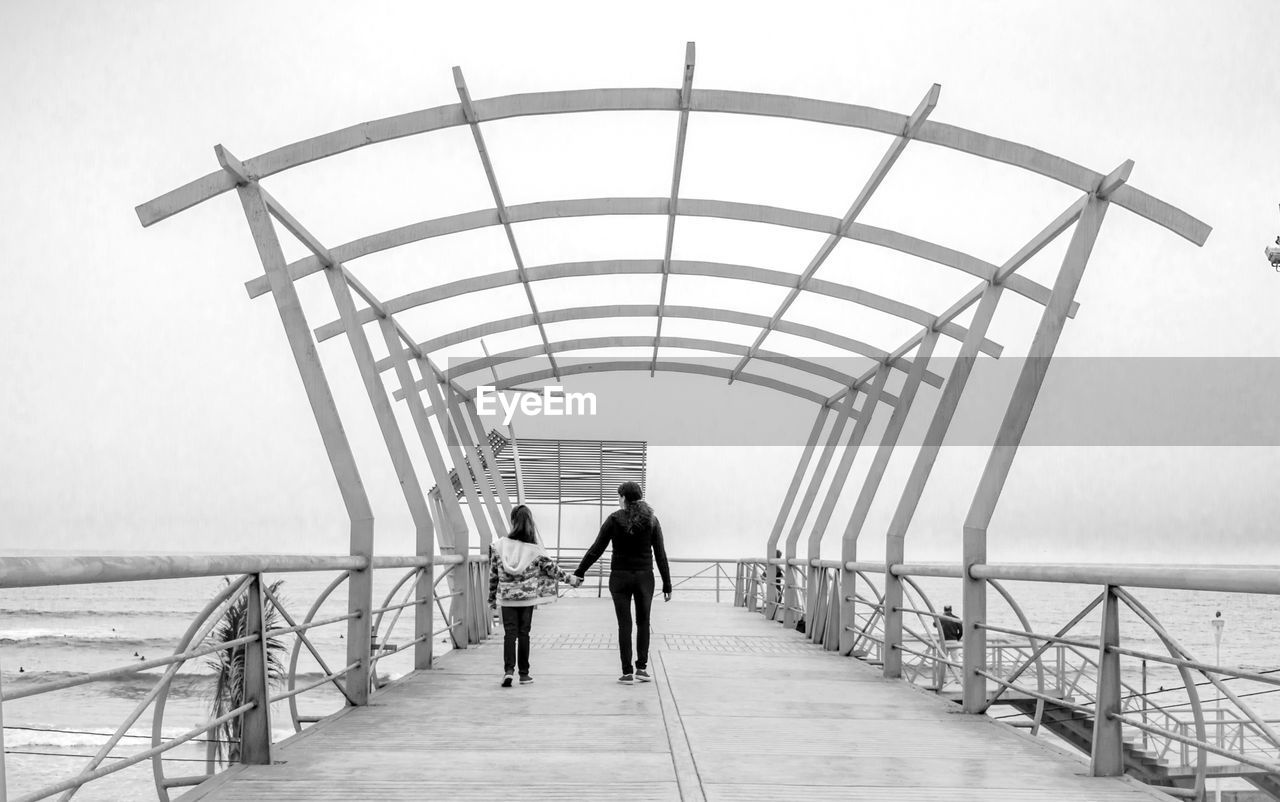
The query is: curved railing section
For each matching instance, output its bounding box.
[0,553,488,802]
[735,559,1280,799]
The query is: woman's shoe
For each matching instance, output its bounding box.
[634,669,652,682]
[501,673,514,688]
[618,673,635,684]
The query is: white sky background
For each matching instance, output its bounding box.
[0,1,1277,563]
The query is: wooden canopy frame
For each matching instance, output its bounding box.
[137,43,1209,714]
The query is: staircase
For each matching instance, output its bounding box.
[1003,698,1280,800]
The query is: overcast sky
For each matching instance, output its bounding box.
[1,1,1277,563]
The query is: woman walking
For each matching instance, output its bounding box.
[570,481,672,684]
[488,505,572,687]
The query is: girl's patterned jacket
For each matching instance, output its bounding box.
[488,537,571,607]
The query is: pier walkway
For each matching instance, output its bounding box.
[185,598,1174,801]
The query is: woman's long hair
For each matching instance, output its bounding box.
[508,504,538,544]
[618,481,654,534]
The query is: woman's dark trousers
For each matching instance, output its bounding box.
[500,605,534,675]
[609,570,655,674]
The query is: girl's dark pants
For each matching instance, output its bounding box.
[500,605,534,675]
[609,569,655,674]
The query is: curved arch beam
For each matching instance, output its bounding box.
[248,197,1071,317]
[444,335,874,388]
[368,303,983,379]
[312,258,1007,356]
[394,359,893,409]
[138,88,1209,245]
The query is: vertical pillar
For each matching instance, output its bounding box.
[883,285,1003,678]
[836,334,937,655]
[1092,585,1123,775]
[465,399,514,519]
[380,322,471,648]
[783,394,858,627]
[442,384,505,537]
[810,368,888,642]
[240,574,272,764]
[962,188,1116,713]
[231,182,374,704]
[765,407,830,620]
[323,271,436,670]
[418,367,493,546]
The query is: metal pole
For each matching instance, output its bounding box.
[1091,585,1123,776]
[241,574,273,764]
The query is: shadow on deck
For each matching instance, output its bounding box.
[184,599,1177,801]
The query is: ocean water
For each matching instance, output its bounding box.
[2,564,1279,800]
[0,569,449,801]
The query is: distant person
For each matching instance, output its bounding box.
[488,505,572,688]
[934,604,964,689]
[773,549,784,606]
[939,605,963,642]
[570,481,672,684]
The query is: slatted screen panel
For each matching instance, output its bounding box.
[432,432,647,505]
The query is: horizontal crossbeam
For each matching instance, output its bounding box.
[137,88,1210,246]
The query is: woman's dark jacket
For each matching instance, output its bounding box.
[573,508,672,595]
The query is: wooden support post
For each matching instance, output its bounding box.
[380,321,471,648]
[961,178,1122,714]
[783,394,858,627]
[419,367,493,545]
[240,574,273,764]
[810,368,889,642]
[323,268,436,670]
[765,407,830,620]
[1092,585,1124,776]
[834,334,937,655]
[882,285,1003,678]
[478,338,525,505]
[464,399,513,519]
[442,384,505,538]
[229,181,374,704]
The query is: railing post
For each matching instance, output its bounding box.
[715,565,722,603]
[882,565,904,675]
[961,531,987,713]
[241,573,273,765]
[445,561,466,650]
[733,562,744,607]
[1091,584,1123,776]
[415,561,433,669]
[1,660,8,802]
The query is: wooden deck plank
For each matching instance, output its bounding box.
[193,599,1176,802]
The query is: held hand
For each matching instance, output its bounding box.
[568,575,583,588]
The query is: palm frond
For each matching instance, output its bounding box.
[204,578,288,767]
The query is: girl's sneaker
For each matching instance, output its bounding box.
[519,674,534,685]
[635,669,652,682]
[501,673,514,688]
[618,673,635,684]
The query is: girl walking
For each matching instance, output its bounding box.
[570,482,672,684]
[488,505,572,687]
